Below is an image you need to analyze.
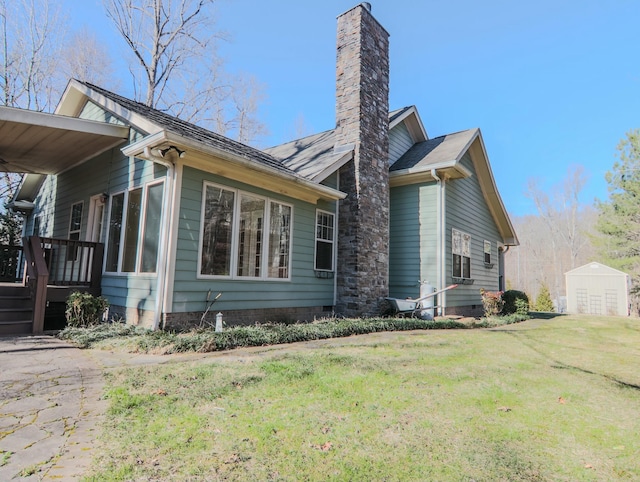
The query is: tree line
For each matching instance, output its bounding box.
[0,0,267,243]
[504,130,640,315]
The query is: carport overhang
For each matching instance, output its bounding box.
[0,105,130,175]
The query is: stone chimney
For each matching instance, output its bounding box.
[335,3,390,316]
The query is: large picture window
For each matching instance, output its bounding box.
[452,228,471,279]
[315,210,335,271]
[199,182,292,280]
[105,181,164,274]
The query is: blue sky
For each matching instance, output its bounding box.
[65,0,640,216]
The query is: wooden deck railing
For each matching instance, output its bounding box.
[22,236,49,334]
[39,236,104,293]
[21,236,104,334]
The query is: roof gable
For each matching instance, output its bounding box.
[566,262,629,277]
[58,80,295,177]
[390,129,478,174]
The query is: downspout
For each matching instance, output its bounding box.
[144,147,175,330]
[333,171,340,308]
[431,169,446,315]
[499,245,510,292]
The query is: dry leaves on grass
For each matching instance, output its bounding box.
[312,441,333,452]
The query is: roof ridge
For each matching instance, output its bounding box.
[77,81,295,176]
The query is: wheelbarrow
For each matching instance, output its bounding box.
[384,284,458,318]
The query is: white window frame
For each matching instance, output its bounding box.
[68,201,83,240]
[452,228,471,279]
[484,240,492,265]
[314,209,335,272]
[104,180,165,275]
[197,181,293,281]
[67,201,84,262]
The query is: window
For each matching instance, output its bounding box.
[237,194,265,277]
[200,185,235,276]
[105,181,164,274]
[315,210,335,271]
[33,215,41,236]
[484,240,492,264]
[452,228,471,279]
[68,202,83,261]
[199,182,292,280]
[268,203,292,278]
[141,183,164,273]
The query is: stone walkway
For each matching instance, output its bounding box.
[0,335,232,480]
[0,330,420,480]
[0,336,105,481]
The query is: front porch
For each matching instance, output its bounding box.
[0,236,103,335]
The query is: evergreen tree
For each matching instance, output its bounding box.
[596,129,640,312]
[0,207,22,245]
[534,282,554,312]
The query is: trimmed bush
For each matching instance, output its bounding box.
[480,289,504,317]
[65,292,109,328]
[502,290,529,315]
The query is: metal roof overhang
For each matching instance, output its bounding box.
[0,106,129,175]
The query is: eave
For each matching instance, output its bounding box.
[389,162,471,187]
[123,131,347,204]
[0,106,129,175]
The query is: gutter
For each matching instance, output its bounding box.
[143,146,176,330]
[124,130,346,202]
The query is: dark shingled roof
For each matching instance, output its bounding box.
[80,81,296,176]
[389,106,413,125]
[390,129,478,172]
[264,129,348,181]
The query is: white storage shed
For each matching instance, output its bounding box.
[565,262,629,316]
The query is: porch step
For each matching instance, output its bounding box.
[0,295,32,310]
[0,307,32,322]
[0,320,32,336]
[0,285,33,335]
[0,285,30,297]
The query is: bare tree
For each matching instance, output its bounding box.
[505,165,597,305]
[0,0,67,230]
[62,27,117,89]
[103,0,266,144]
[0,0,65,111]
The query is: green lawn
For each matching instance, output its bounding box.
[87,315,640,481]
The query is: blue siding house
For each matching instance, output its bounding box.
[4,4,517,333]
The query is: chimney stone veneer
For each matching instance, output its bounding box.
[335,4,390,316]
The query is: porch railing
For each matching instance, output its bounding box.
[20,236,104,334]
[38,236,104,289]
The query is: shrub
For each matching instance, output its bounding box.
[480,289,504,317]
[65,291,109,327]
[502,290,529,315]
[535,283,555,312]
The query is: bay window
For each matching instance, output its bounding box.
[199,182,292,280]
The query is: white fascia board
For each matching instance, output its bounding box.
[123,131,347,201]
[0,105,129,138]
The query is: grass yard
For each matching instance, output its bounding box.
[86,315,640,481]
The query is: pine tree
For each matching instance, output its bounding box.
[535,283,554,312]
[596,129,640,313]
